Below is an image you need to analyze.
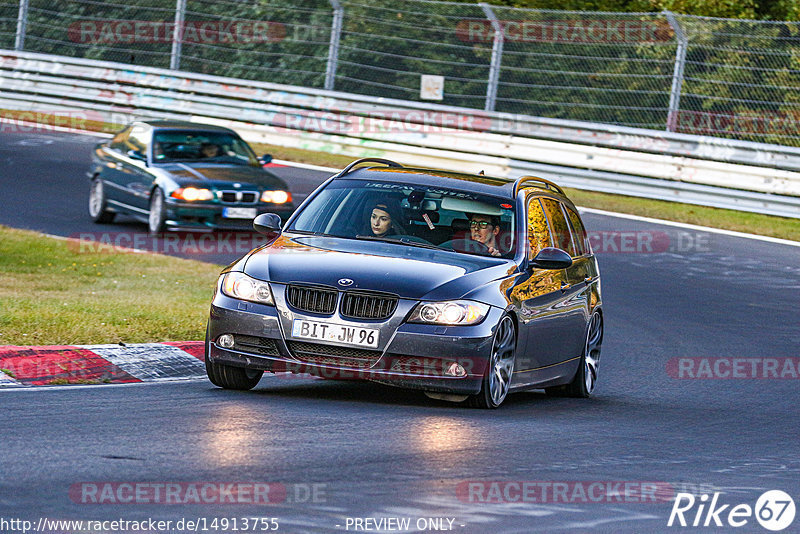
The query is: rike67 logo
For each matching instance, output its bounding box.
[668,490,796,531]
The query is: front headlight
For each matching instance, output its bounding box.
[171,187,214,201]
[220,272,273,305]
[408,300,489,326]
[261,190,292,204]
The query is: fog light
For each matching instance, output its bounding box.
[218,334,234,348]
[444,362,466,377]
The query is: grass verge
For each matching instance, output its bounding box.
[0,225,221,345]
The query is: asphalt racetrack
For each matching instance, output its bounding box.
[1,129,799,533]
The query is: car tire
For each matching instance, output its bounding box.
[468,315,516,409]
[148,187,167,234]
[205,331,264,390]
[546,311,603,398]
[88,177,115,223]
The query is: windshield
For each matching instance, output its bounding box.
[152,130,260,166]
[288,179,515,258]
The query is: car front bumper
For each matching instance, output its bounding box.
[206,291,502,395]
[165,200,294,231]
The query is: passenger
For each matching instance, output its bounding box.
[469,213,502,257]
[369,202,404,237]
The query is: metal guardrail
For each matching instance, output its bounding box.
[1,49,799,218]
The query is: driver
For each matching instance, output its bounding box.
[369,202,404,237]
[200,142,221,158]
[469,214,502,257]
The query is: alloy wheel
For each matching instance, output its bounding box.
[489,315,516,406]
[89,179,102,217]
[583,312,603,395]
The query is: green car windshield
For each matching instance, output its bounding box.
[288,179,516,258]
[152,131,260,166]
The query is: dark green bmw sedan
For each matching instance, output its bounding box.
[87,120,294,233]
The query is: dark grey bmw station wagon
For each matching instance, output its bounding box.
[205,158,603,408]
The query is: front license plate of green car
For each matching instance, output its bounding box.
[223,207,257,219]
[291,319,379,349]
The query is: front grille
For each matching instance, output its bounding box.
[233,335,280,357]
[286,284,338,315]
[221,191,258,204]
[340,291,398,320]
[287,341,381,369]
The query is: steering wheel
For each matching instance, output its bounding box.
[438,238,490,254]
[385,234,434,246]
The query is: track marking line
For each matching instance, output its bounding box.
[578,207,800,247]
[270,158,338,173]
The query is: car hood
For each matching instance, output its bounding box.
[155,163,286,189]
[243,234,514,301]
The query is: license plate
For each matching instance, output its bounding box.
[291,319,379,349]
[222,207,257,219]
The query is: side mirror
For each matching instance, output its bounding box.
[529,247,573,270]
[127,149,146,162]
[253,213,282,236]
[260,154,273,165]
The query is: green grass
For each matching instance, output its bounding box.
[0,226,221,345]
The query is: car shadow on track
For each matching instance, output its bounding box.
[202,376,615,413]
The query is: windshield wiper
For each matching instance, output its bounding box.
[355,235,441,250]
[287,229,327,236]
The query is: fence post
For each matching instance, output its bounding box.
[325,0,344,91]
[479,3,503,112]
[15,0,28,51]
[664,10,687,132]
[170,0,187,70]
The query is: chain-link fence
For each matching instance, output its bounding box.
[3,0,800,146]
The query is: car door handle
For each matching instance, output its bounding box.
[560,281,570,292]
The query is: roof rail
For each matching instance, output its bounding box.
[513,176,565,196]
[336,158,403,178]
